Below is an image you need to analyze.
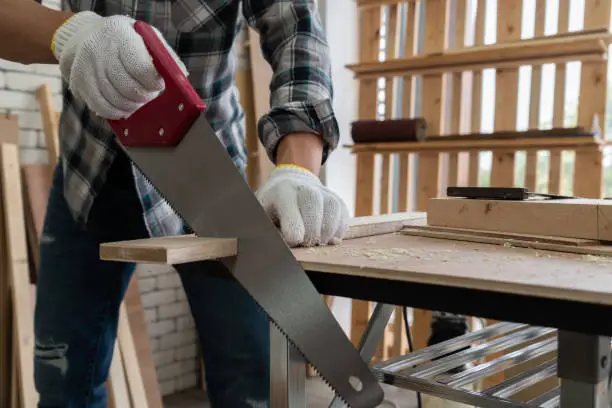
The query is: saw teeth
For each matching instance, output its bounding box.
[128,160,353,408]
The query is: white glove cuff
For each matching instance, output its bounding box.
[272,165,322,184]
[52,11,105,60]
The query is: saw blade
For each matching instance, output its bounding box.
[118,115,384,407]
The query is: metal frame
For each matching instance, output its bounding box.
[271,314,611,407]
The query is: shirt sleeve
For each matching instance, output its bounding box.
[241,0,340,165]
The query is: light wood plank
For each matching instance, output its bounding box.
[1,143,37,408]
[101,212,427,264]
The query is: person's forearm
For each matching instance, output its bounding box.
[275,133,324,176]
[0,0,74,64]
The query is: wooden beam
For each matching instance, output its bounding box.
[36,85,60,165]
[100,212,426,264]
[1,143,37,408]
[346,137,605,154]
[346,30,612,79]
[427,197,612,241]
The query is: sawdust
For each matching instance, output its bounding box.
[581,254,612,264]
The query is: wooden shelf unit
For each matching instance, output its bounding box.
[346,0,612,390]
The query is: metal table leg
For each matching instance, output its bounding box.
[270,322,306,408]
[557,330,611,408]
[328,303,395,408]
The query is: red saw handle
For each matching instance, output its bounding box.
[107,21,205,147]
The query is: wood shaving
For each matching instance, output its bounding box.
[581,254,612,264]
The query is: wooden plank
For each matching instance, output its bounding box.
[402,225,600,246]
[415,0,449,211]
[549,0,571,194]
[101,236,237,265]
[400,228,612,257]
[1,143,37,408]
[117,303,148,408]
[490,1,523,188]
[0,116,19,145]
[398,1,419,211]
[107,341,131,408]
[294,233,612,306]
[246,29,274,186]
[36,85,60,165]
[427,197,612,241]
[447,0,469,188]
[348,136,604,153]
[525,0,547,191]
[346,30,612,78]
[468,0,487,188]
[352,2,382,350]
[412,0,449,353]
[101,212,427,264]
[574,0,611,199]
[0,128,12,408]
[21,164,53,277]
[103,231,612,308]
[122,278,163,408]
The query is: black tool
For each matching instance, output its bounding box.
[446,186,576,200]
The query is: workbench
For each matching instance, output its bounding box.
[100,212,612,408]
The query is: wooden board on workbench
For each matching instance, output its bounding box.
[400,225,612,258]
[427,197,612,241]
[99,230,612,308]
[100,212,427,264]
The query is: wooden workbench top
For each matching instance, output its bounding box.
[294,232,612,307]
[100,208,612,308]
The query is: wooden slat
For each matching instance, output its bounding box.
[247,29,275,188]
[525,0,547,191]
[412,0,450,352]
[427,197,611,241]
[574,0,610,199]
[0,116,19,145]
[0,119,18,408]
[549,0,571,194]
[1,143,37,408]
[490,1,523,188]
[348,136,604,153]
[107,342,131,408]
[117,303,148,408]
[346,30,611,78]
[36,85,59,166]
[351,2,382,349]
[398,1,419,211]
[101,212,427,264]
[469,0,487,187]
[447,0,469,188]
[123,279,162,408]
[415,0,448,211]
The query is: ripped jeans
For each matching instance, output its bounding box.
[34,156,270,407]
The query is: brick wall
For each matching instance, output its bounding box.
[0,0,199,396]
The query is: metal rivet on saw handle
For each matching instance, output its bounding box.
[178,103,184,111]
[123,129,129,136]
[159,128,165,136]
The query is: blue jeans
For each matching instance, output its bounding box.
[34,156,270,407]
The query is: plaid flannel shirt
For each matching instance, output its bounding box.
[57,0,339,237]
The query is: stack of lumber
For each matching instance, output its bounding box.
[0,84,158,407]
[422,196,612,257]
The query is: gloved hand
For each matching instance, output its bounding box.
[256,165,350,247]
[52,11,187,119]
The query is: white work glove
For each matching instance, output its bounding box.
[52,11,188,119]
[256,165,350,247]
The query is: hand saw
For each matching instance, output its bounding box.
[105,21,384,407]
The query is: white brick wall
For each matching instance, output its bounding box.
[0,0,200,397]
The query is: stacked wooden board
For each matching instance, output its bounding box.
[0,102,157,407]
[422,197,612,256]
